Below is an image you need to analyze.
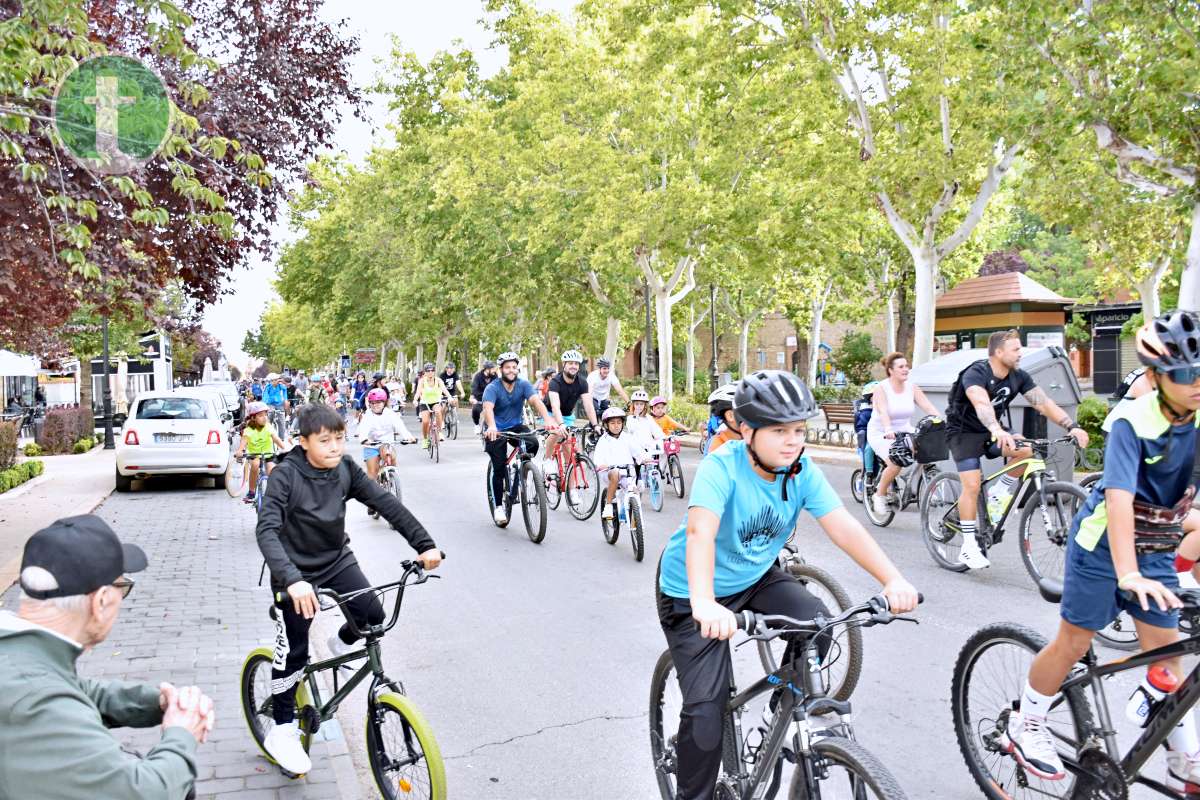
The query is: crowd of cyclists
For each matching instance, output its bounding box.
[200,306,1200,798]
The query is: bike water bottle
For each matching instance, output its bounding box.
[1125,665,1179,727]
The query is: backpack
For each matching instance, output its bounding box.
[1113,367,1146,402]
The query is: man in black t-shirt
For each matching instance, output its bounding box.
[945,329,1088,570]
[469,361,498,435]
[544,349,600,463]
[439,363,462,408]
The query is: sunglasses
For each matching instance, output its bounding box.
[1165,366,1200,385]
[112,576,135,599]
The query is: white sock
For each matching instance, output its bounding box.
[1021,681,1058,720]
[1169,710,1200,756]
[1001,474,1019,492]
[961,520,979,552]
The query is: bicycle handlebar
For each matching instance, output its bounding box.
[310,551,446,639]
[736,593,924,642]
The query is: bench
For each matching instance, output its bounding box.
[816,402,856,447]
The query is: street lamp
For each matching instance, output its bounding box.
[101,310,115,449]
[709,283,719,390]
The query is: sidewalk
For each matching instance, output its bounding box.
[0,446,116,593]
[0,484,362,800]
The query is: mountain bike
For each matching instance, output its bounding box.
[919,436,1086,585]
[240,558,446,799]
[658,436,686,499]
[600,464,646,562]
[650,595,920,800]
[485,430,548,543]
[953,578,1200,800]
[440,400,458,441]
[859,437,940,528]
[540,425,600,521]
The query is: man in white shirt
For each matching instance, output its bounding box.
[586,357,629,417]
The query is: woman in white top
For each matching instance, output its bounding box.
[868,352,939,516]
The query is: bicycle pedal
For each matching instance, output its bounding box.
[313,718,343,743]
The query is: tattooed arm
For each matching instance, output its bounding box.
[965,386,1002,434]
[1024,386,1090,447]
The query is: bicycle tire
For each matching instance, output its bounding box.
[1018,481,1086,588]
[225,457,246,498]
[566,454,600,521]
[520,460,548,544]
[1095,612,1140,651]
[485,462,509,528]
[382,467,402,506]
[919,471,969,573]
[1078,472,1101,493]
[368,692,447,800]
[952,622,1093,800]
[648,470,664,512]
[240,648,314,772]
[850,469,864,504]
[757,561,862,706]
[788,736,907,799]
[668,454,685,498]
[544,462,562,511]
[255,472,268,513]
[602,500,619,544]
[629,499,645,562]
[864,489,896,528]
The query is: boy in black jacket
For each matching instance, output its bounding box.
[255,404,441,775]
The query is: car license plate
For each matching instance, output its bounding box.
[153,433,193,443]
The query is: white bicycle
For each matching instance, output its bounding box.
[600,464,646,562]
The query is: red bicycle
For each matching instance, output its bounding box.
[541,426,601,520]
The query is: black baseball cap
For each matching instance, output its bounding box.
[19,515,148,599]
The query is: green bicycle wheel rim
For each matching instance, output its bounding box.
[370,692,447,800]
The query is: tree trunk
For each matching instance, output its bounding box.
[80,357,93,413]
[603,317,621,364]
[807,286,830,386]
[379,342,388,375]
[653,293,674,398]
[1181,201,1200,312]
[1136,256,1171,319]
[910,247,938,366]
[414,345,424,375]
[638,249,697,402]
[739,317,753,377]
[435,335,450,369]
[883,259,896,355]
[395,347,404,380]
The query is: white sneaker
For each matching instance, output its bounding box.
[1002,711,1064,781]
[263,721,312,775]
[959,544,991,570]
[473,424,481,436]
[871,495,890,515]
[327,633,358,679]
[493,507,508,525]
[1167,751,1200,795]
[602,503,614,520]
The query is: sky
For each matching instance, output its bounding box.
[202,0,576,371]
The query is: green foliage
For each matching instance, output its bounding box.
[0,460,44,494]
[832,333,882,386]
[0,421,17,470]
[38,408,94,454]
[1076,397,1109,442]
[22,442,42,458]
[73,437,96,454]
[813,384,866,405]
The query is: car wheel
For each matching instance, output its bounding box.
[115,469,133,493]
[213,472,227,491]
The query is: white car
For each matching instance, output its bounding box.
[115,390,233,492]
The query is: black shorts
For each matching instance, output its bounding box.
[416,402,442,414]
[947,429,1004,472]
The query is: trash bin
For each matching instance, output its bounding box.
[909,346,1083,480]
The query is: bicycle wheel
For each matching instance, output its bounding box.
[952,622,1094,800]
[757,561,862,706]
[629,499,645,562]
[864,488,896,528]
[381,467,402,506]
[543,461,562,511]
[1095,612,1140,651]
[240,648,314,773]
[602,499,619,544]
[225,457,246,498]
[648,469,664,512]
[429,427,439,463]
[849,469,864,504]
[368,692,447,800]
[1077,472,1101,494]
[920,472,969,573]
[1018,481,1087,587]
[668,454,685,498]
[485,462,509,528]
[519,460,548,544]
[788,736,907,799]
[566,454,600,521]
[255,471,268,513]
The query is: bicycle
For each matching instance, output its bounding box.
[234,453,274,512]
[240,558,446,799]
[600,464,646,562]
[644,453,666,513]
[440,399,458,441]
[268,407,287,441]
[658,435,686,499]
[360,439,408,515]
[540,425,601,521]
[650,595,920,800]
[857,437,941,528]
[426,407,441,463]
[485,430,549,543]
[919,436,1087,586]
[952,579,1200,800]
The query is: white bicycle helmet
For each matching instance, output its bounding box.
[602,406,627,421]
[707,384,737,412]
[630,389,650,403]
[561,349,583,364]
[497,351,520,366]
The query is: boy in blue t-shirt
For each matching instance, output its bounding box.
[482,351,561,525]
[656,370,918,800]
[1005,311,1200,792]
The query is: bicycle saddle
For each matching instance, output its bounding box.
[1036,577,1064,605]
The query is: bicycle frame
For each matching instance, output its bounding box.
[938,456,1051,545]
[1057,633,1200,793]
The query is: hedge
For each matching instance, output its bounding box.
[0,459,43,493]
[73,437,96,454]
[22,442,42,457]
[0,420,16,470]
[38,407,94,454]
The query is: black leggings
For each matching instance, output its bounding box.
[270,561,384,724]
[657,566,831,800]
[472,403,484,426]
[484,425,539,506]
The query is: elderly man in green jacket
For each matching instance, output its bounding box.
[0,515,214,799]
